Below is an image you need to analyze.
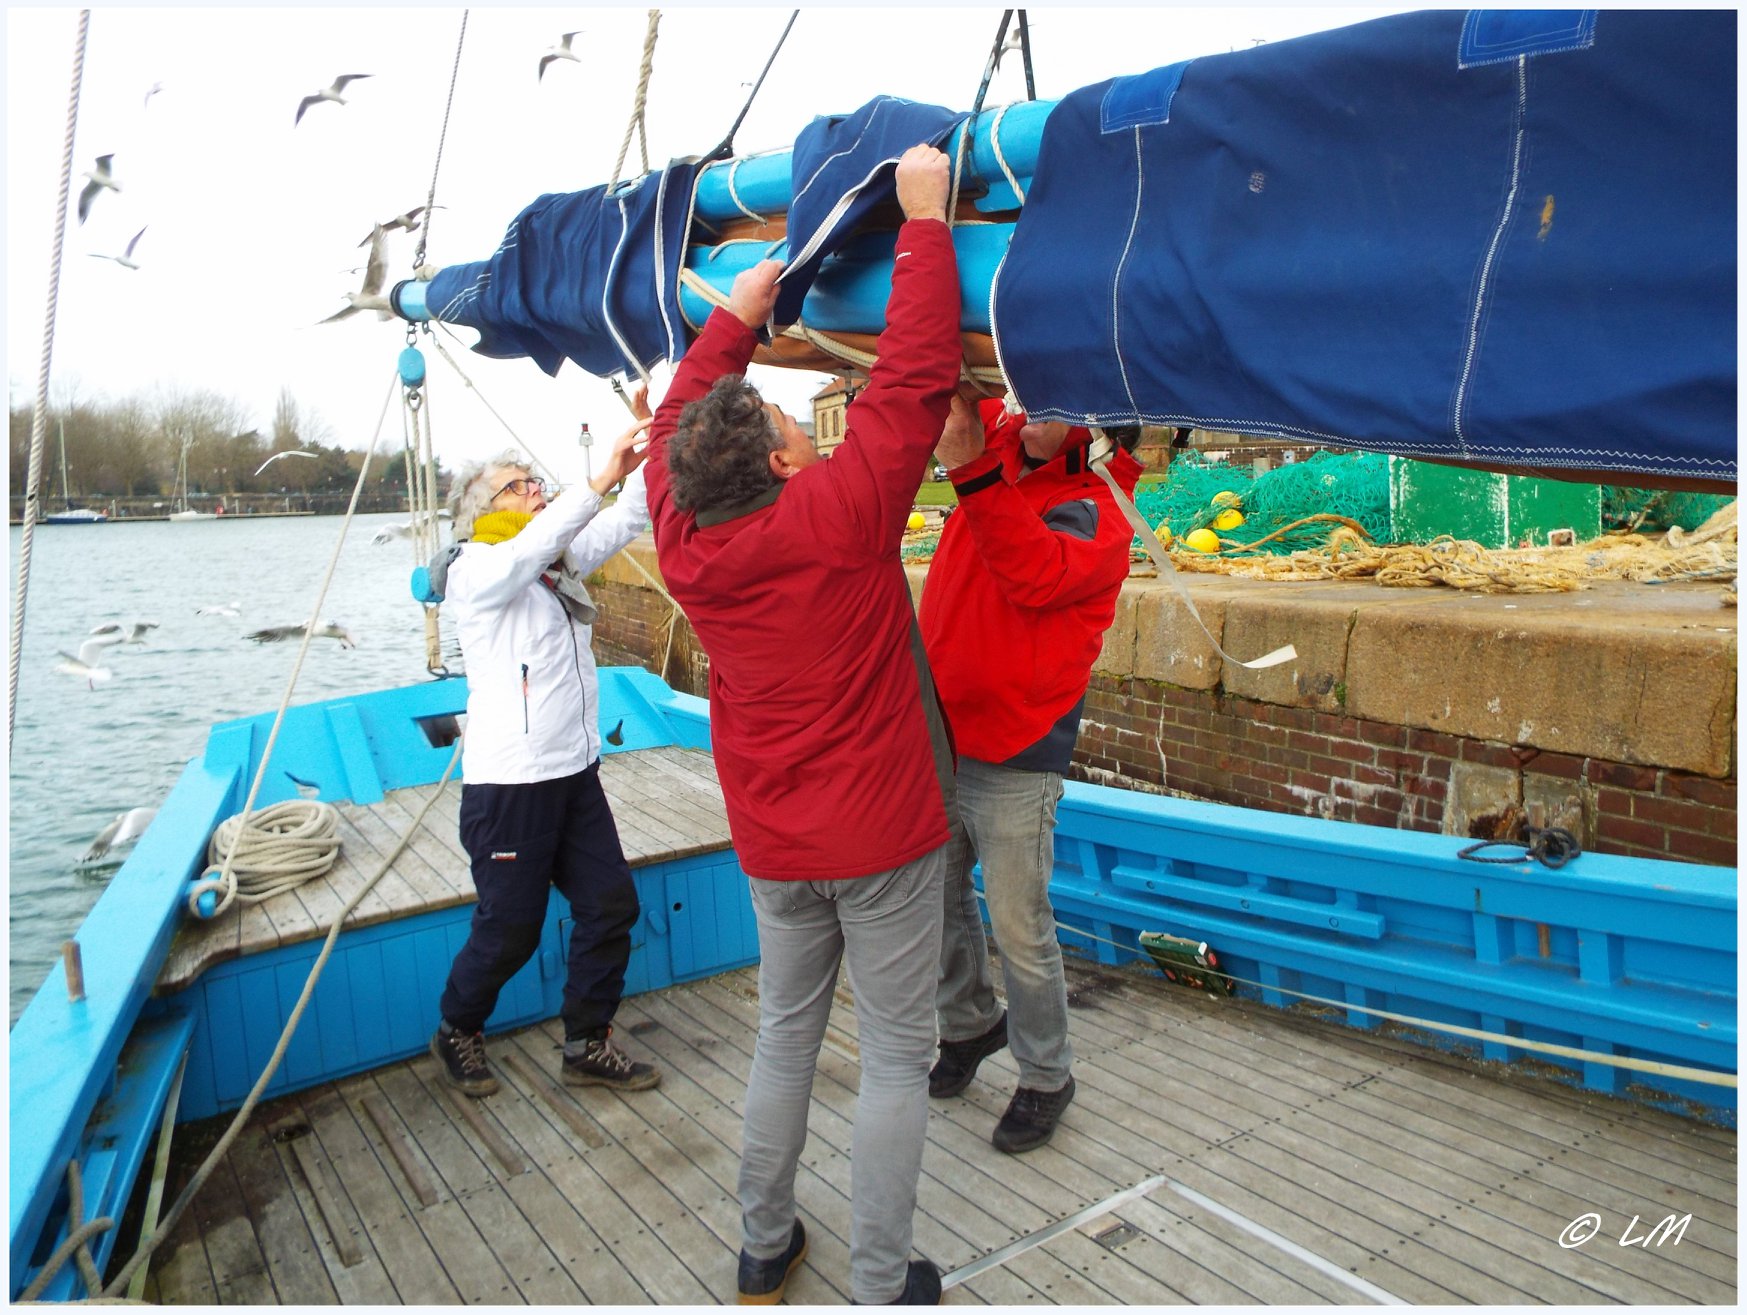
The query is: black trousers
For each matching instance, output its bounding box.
[438,763,639,1039]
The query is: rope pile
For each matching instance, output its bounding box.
[191,800,341,913]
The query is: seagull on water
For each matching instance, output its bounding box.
[295,73,372,126]
[82,806,158,863]
[196,601,242,617]
[90,619,160,645]
[77,155,119,224]
[285,771,323,799]
[54,637,120,689]
[246,620,358,649]
[254,449,319,477]
[539,31,584,80]
[321,223,389,323]
[90,226,147,270]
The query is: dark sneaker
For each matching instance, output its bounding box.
[737,1219,807,1305]
[562,1029,661,1091]
[431,1023,498,1097]
[992,1076,1075,1154]
[853,1259,943,1305]
[928,1011,1008,1098]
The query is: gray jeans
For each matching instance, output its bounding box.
[936,757,1073,1090]
[739,846,947,1303]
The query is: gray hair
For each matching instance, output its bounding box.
[667,375,783,514]
[448,448,527,541]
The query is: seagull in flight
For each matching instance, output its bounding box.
[91,226,147,270]
[539,31,584,80]
[77,155,119,224]
[320,222,389,322]
[295,73,372,126]
[993,25,1031,73]
[196,601,241,617]
[143,81,164,108]
[54,637,120,689]
[246,619,358,649]
[90,619,159,645]
[254,449,320,477]
[359,205,437,246]
[81,806,158,863]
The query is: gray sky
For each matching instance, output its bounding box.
[7,5,1401,485]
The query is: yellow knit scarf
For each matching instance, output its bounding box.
[469,510,534,545]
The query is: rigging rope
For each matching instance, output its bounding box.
[100,737,466,1300]
[9,9,90,758]
[702,9,799,162]
[611,9,662,189]
[413,8,468,270]
[184,372,399,921]
[426,323,563,484]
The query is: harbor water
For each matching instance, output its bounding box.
[8,513,463,1022]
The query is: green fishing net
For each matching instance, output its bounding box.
[1131,451,1393,555]
[1600,486,1735,533]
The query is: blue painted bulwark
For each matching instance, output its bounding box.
[1043,782,1736,1117]
[169,846,759,1122]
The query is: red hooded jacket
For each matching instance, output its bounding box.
[644,219,960,881]
[919,400,1142,768]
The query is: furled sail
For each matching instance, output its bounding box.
[403,9,1736,486]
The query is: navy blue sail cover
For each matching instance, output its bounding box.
[992,9,1737,482]
[427,160,700,378]
[774,96,967,326]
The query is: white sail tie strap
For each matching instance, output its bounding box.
[1089,430,1296,671]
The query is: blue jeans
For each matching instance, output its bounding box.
[738,847,946,1303]
[935,757,1072,1091]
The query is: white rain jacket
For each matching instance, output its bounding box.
[447,467,648,784]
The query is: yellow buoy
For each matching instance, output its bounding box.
[1211,489,1242,509]
[1184,528,1221,553]
[906,511,927,532]
[1212,508,1246,531]
[1155,523,1174,547]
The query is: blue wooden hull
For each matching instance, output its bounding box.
[9,670,1737,1299]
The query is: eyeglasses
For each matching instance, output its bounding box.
[491,475,546,500]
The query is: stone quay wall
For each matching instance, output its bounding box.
[590,537,1737,868]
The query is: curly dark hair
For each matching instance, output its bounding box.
[1104,424,1142,453]
[666,375,784,513]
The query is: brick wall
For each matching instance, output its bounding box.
[590,539,1737,869]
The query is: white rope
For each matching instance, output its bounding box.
[725,156,767,224]
[101,737,465,1299]
[610,10,662,189]
[198,801,340,903]
[426,324,562,485]
[9,10,90,756]
[1046,907,1737,1087]
[185,371,400,921]
[988,101,1026,205]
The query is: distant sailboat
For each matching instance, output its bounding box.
[167,436,216,522]
[44,419,107,524]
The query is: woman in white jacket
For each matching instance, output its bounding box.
[430,403,662,1097]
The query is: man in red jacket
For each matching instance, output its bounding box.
[644,144,958,1306]
[920,396,1143,1153]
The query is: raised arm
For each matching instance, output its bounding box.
[816,145,962,555]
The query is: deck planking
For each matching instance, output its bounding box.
[150,952,1737,1306]
[156,747,734,994]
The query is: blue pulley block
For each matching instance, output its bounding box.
[410,564,440,604]
[399,345,427,387]
[196,887,217,918]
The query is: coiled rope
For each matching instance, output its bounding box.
[198,801,342,902]
[9,9,89,756]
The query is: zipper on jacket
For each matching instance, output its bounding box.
[520,662,530,734]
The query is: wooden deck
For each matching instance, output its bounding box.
[157,747,732,994]
[144,955,1736,1304]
